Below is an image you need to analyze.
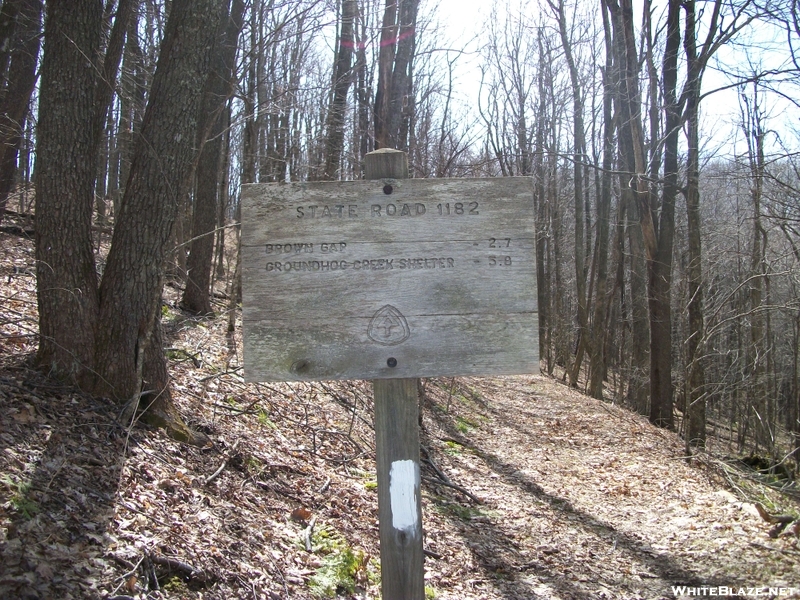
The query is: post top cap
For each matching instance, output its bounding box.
[367,148,404,155]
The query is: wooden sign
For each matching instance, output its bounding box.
[241,177,538,382]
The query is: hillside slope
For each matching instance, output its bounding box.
[1,227,798,600]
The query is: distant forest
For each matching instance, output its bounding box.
[0,0,799,462]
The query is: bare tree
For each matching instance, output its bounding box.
[588,0,616,400]
[548,0,592,389]
[322,0,356,179]
[181,0,245,315]
[0,0,42,222]
[739,81,771,451]
[374,0,419,150]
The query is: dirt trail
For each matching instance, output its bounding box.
[417,376,799,599]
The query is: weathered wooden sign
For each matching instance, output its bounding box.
[241,177,538,381]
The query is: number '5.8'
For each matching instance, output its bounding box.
[488,256,512,266]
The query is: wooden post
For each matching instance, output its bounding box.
[365,148,425,600]
[242,150,536,595]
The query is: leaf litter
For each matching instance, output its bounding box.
[1,225,799,599]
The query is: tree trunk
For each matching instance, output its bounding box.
[794,310,800,457]
[647,230,676,428]
[605,0,651,414]
[93,0,134,159]
[0,0,22,81]
[181,0,244,315]
[550,0,589,389]
[214,107,231,281]
[374,0,397,149]
[322,0,356,180]
[241,0,258,185]
[683,0,706,449]
[589,1,615,399]
[34,0,102,383]
[92,0,135,224]
[93,0,225,406]
[0,0,42,222]
[115,8,146,216]
[647,0,681,429]
[534,29,550,368]
[374,0,418,152]
[354,4,371,176]
[390,0,418,152]
[743,83,769,451]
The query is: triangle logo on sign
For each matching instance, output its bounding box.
[368,305,411,346]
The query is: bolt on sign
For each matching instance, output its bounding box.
[241,177,538,381]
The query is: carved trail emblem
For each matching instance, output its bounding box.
[368,305,410,346]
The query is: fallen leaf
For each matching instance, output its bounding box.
[35,562,54,579]
[290,507,312,522]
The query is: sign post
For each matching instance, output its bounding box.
[366,149,424,600]
[241,149,537,600]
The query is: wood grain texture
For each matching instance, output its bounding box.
[241,176,538,381]
[367,149,424,600]
[363,147,409,179]
[373,377,424,600]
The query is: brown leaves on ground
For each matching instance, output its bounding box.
[1,227,799,599]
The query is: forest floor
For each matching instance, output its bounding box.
[1,220,800,600]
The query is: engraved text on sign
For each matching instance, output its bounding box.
[241,178,538,381]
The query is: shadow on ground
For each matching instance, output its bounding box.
[420,379,743,600]
[0,359,126,599]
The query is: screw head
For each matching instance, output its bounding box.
[387,357,398,368]
[383,184,393,195]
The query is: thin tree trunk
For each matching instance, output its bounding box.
[374,0,397,149]
[550,0,589,388]
[744,84,769,450]
[606,0,650,414]
[0,0,42,222]
[0,0,21,82]
[683,0,706,449]
[647,0,681,429]
[116,9,146,216]
[322,0,356,180]
[241,0,258,185]
[534,30,550,367]
[395,24,416,155]
[589,1,615,399]
[181,0,244,315]
[627,192,650,414]
[214,104,231,281]
[794,311,800,457]
[182,128,222,315]
[93,0,135,163]
[374,0,419,152]
[92,0,135,225]
[354,3,370,176]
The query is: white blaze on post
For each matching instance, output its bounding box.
[241,152,536,598]
[389,459,419,534]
